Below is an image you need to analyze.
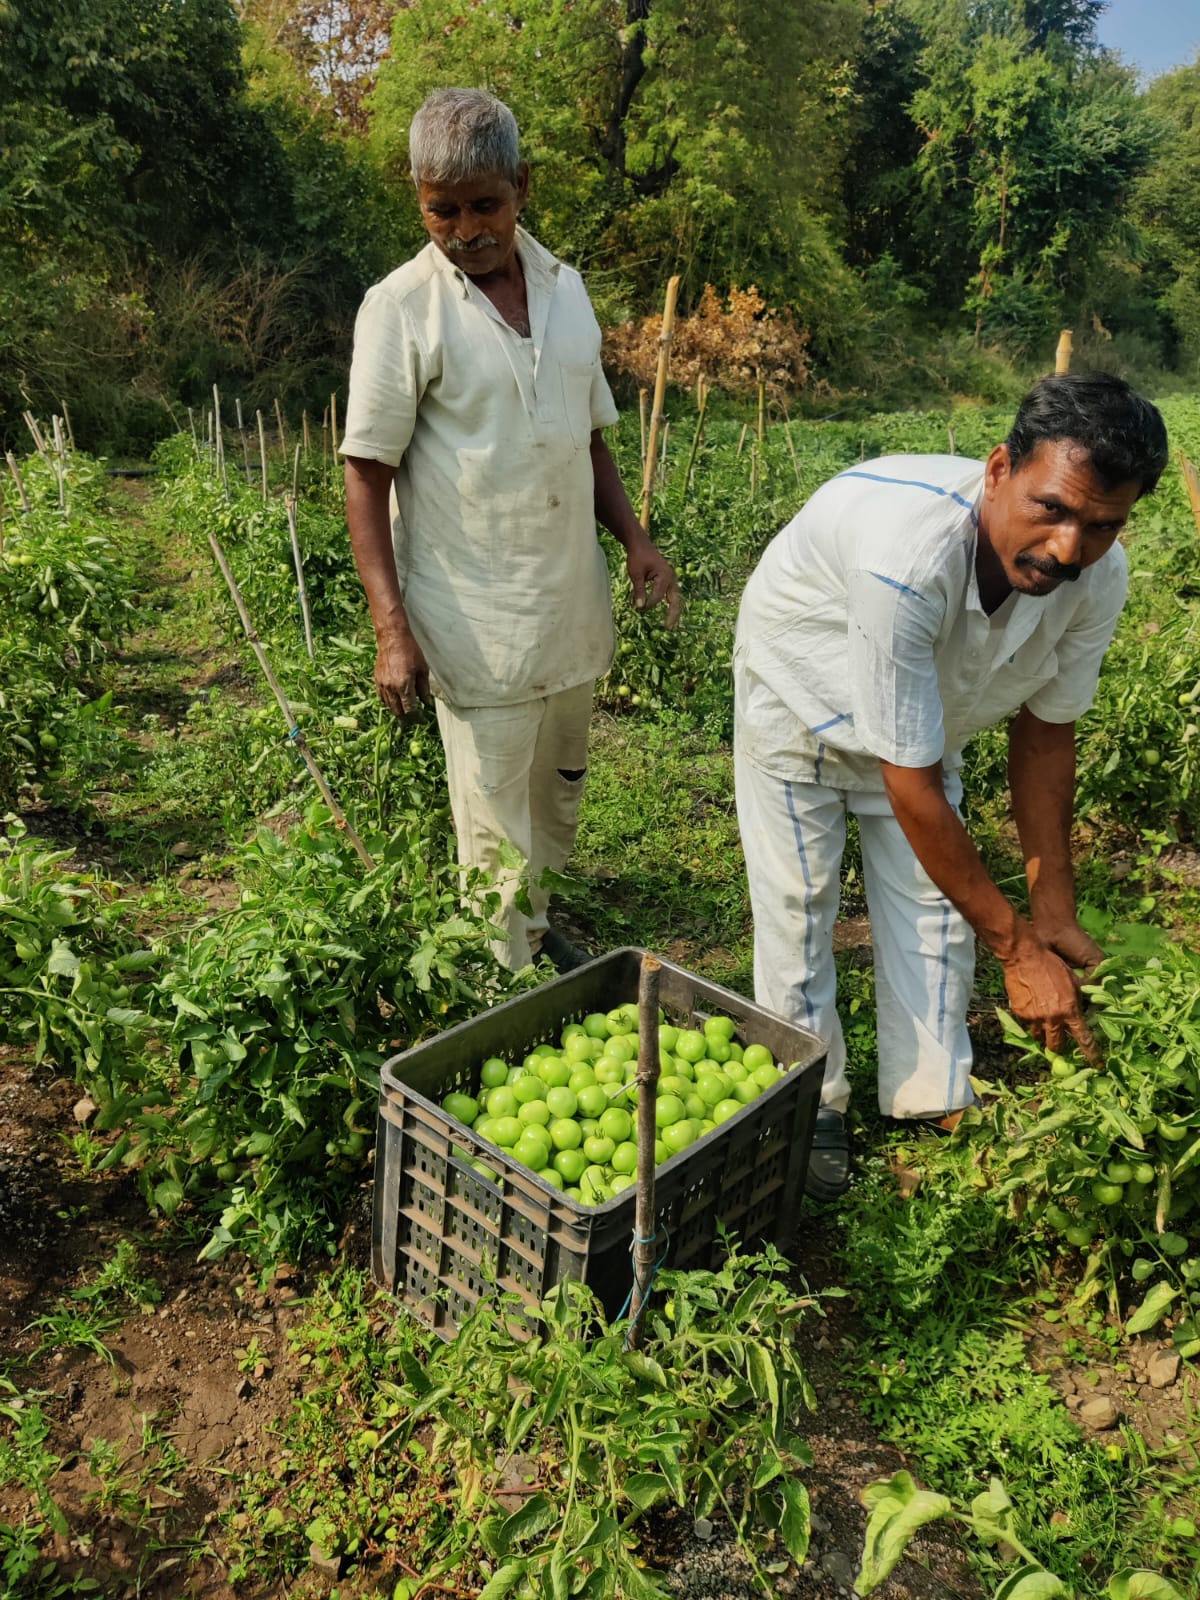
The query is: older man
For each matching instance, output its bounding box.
[734,373,1168,1198]
[342,88,679,971]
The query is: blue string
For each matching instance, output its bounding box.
[616,1228,671,1343]
[287,725,302,741]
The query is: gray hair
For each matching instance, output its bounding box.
[409,89,521,186]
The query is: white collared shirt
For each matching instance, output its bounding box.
[734,455,1128,789]
[341,228,619,707]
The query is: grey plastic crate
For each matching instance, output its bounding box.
[372,947,825,1334]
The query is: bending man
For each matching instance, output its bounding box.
[733,373,1168,1198]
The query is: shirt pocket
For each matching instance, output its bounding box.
[559,363,596,450]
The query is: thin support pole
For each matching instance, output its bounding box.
[628,952,663,1346]
[683,378,709,497]
[302,410,311,461]
[22,412,47,458]
[286,447,315,661]
[60,400,75,451]
[1055,329,1073,375]
[640,275,681,532]
[187,408,200,462]
[235,398,252,488]
[51,416,67,514]
[948,424,957,456]
[638,388,649,480]
[274,396,287,460]
[207,529,374,869]
[329,392,339,451]
[736,423,748,458]
[212,385,229,501]
[756,375,765,445]
[257,410,269,506]
[322,407,330,490]
[6,452,30,514]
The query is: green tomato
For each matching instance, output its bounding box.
[1091,1180,1125,1207]
[1065,1225,1094,1248]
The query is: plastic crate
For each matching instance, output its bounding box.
[372,947,826,1335]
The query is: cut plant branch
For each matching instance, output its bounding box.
[639,275,681,532]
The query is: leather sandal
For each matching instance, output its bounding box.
[805,1106,852,1201]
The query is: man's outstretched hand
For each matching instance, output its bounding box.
[626,534,682,628]
[1002,928,1105,1068]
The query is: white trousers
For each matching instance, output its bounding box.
[735,743,976,1119]
[435,682,593,971]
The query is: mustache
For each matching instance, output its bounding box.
[1016,551,1081,583]
[446,234,500,252]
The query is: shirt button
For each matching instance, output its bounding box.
[548,494,560,508]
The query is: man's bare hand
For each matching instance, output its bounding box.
[375,630,430,717]
[1036,919,1105,979]
[626,535,682,628]
[1003,933,1104,1066]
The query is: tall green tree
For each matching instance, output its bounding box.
[1134,56,1200,375]
[368,0,864,339]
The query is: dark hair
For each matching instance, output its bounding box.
[1006,372,1169,497]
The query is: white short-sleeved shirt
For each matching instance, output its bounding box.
[340,228,620,707]
[734,455,1129,790]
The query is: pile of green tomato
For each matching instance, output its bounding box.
[440,1005,789,1206]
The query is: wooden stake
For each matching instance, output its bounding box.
[1179,451,1200,542]
[257,410,269,506]
[683,378,709,496]
[274,396,287,459]
[1055,329,1073,375]
[757,375,765,445]
[947,424,957,456]
[235,398,252,488]
[736,422,748,458]
[207,529,374,869]
[639,277,681,531]
[187,407,200,462]
[627,952,663,1345]
[51,416,66,514]
[302,409,311,460]
[60,400,75,451]
[749,440,758,506]
[22,412,47,458]
[286,447,315,660]
[329,392,339,450]
[6,452,30,514]
[322,407,330,488]
[638,388,649,479]
[212,385,230,501]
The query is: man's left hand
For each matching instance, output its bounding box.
[626,535,682,628]
[1034,919,1105,984]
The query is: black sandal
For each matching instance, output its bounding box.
[805,1106,851,1201]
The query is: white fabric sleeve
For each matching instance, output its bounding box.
[340,287,426,467]
[845,567,948,767]
[590,364,619,430]
[1024,553,1129,724]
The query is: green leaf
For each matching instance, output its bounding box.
[47,942,80,977]
[623,1472,672,1513]
[778,1477,810,1564]
[1126,1282,1179,1336]
[613,1552,668,1600]
[993,1568,1068,1600]
[1107,1570,1187,1599]
[857,1472,953,1595]
[969,1478,1019,1547]
[622,1351,667,1388]
[476,1561,526,1600]
[153,1177,184,1216]
[499,1491,557,1548]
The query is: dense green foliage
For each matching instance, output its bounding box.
[3,1,1199,452]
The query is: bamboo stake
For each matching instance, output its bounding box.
[187,408,200,462]
[60,400,75,451]
[638,388,649,480]
[286,447,315,660]
[749,440,758,507]
[655,420,670,492]
[235,398,252,488]
[274,396,287,459]
[639,276,681,532]
[302,409,311,461]
[22,412,47,458]
[947,424,957,456]
[736,422,748,458]
[627,952,663,1346]
[683,378,709,496]
[51,416,67,514]
[756,375,765,445]
[322,407,330,489]
[207,528,374,868]
[1055,329,1073,375]
[256,410,269,506]
[1179,451,1200,542]
[329,392,339,450]
[212,385,230,501]
[6,452,30,514]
